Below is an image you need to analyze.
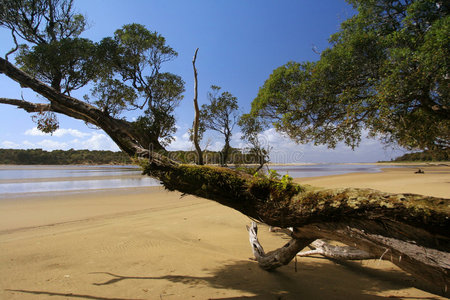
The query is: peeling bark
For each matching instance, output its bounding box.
[297,239,375,260]
[247,222,314,270]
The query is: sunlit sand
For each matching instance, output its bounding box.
[0,165,448,299]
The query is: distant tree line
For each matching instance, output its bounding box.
[0,148,265,165]
[0,148,132,165]
[393,149,449,162]
[168,147,265,165]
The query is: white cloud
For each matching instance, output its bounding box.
[75,133,120,151]
[25,127,90,138]
[9,128,121,152]
[166,133,193,151]
[24,127,46,136]
[53,128,90,138]
[231,128,407,163]
[1,140,20,148]
[36,139,69,150]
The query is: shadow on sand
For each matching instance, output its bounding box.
[6,258,445,300]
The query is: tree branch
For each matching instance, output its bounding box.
[0,98,51,113]
[0,57,164,155]
[297,239,376,260]
[247,222,314,270]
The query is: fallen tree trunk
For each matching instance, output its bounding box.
[249,222,449,295]
[142,162,449,294]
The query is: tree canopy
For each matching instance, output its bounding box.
[246,0,449,151]
[0,0,184,150]
[200,85,240,166]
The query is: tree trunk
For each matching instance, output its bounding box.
[191,48,203,165]
[0,57,164,156]
[142,163,449,294]
[221,133,231,166]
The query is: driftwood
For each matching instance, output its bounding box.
[1,56,449,295]
[297,239,375,260]
[268,226,376,260]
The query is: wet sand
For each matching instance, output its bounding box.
[0,165,448,299]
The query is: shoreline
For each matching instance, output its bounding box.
[0,166,448,299]
[294,165,449,198]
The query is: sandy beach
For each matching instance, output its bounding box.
[0,165,448,299]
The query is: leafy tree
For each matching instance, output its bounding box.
[0,0,183,151]
[238,113,270,172]
[246,0,449,151]
[84,78,137,117]
[200,85,239,166]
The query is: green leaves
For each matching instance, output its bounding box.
[0,0,86,45]
[16,38,97,92]
[250,0,449,151]
[85,78,137,117]
[31,111,59,134]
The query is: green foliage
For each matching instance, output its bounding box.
[249,170,302,202]
[267,169,280,180]
[200,85,240,166]
[0,148,132,165]
[97,24,184,146]
[165,148,264,165]
[31,111,59,134]
[142,164,249,202]
[238,114,270,167]
[250,0,449,151]
[392,148,450,161]
[0,0,86,45]
[16,38,98,92]
[1,2,184,147]
[84,78,137,117]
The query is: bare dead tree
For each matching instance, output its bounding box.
[192,48,203,165]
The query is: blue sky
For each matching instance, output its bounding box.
[0,0,408,163]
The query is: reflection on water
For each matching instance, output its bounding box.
[0,165,159,198]
[0,164,396,198]
[0,165,140,180]
[1,178,159,196]
[270,164,389,178]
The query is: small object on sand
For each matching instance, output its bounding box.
[414,169,424,174]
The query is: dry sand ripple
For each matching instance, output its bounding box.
[0,166,448,299]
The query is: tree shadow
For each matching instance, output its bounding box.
[87,259,444,300]
[4,289,144,300]
[5,256,445,299]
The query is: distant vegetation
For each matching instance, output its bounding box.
[392,149,449,162]
[0,148,132,165]
[0,148,264,165]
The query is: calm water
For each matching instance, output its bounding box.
[0,165,159,198]
[0,164,395,198]
[270,164,389,178]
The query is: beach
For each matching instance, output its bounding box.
[0,165,448,299]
